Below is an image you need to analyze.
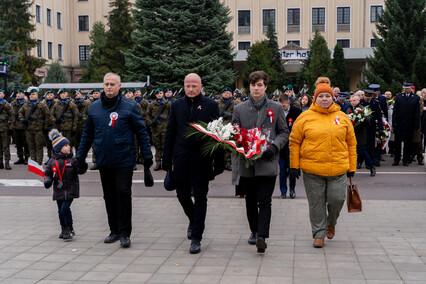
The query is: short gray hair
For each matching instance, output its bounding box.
[104,72,121,83]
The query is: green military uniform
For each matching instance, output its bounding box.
[134,101,144,164]
[18,99,51,165]
[217,95,237,170]
[50,98,79,147]
[11,97,29,163]
[42,97,56,159]
[146,99,170,168]
[0,99,15,169]
[74,98,89,152]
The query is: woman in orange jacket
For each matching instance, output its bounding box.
[289,77,357,248]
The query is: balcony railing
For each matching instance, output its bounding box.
[238,26,251,35]
[287,25,300,33]
[337,24,350,32]
[312,24,325,32]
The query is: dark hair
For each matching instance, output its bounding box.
[278,93,290,103]
[249,71,269,86]
[301,94,313,107]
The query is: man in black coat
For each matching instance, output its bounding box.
[76,73,153,248]
[278,93,301,199]
[162,73,224,254]
[392,82,421,166]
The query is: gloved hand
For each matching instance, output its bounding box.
[143,158,153,169]
[347,171,355,178]
[262,144,278,160]
[44,180,52,189]
[290,168,301,179]
[22,119,30,126]
[76,159,88,174]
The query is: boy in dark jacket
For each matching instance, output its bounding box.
[44,129,87,240]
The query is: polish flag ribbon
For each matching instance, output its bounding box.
[28,158,45,178]
[109,112,118,127]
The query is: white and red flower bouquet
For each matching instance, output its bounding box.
[347,106,372,127]
[375,117,391,149]
[187,117,271,166]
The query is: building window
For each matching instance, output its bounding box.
[238,10,251,35]
[37,40,42,57]
[46,8,52,26]
[337,7,350,24]
[337,39,350,48]
[57,12,62,29]
[78,15,89,31]
[238,42,251,50]
[287,8,300,33]
[36,5,41,23]
[370,38,376,47]
[79,45,91,62]
[312,8,325,32]
[262,9,275,34]
[287,40,301,46]
[48,42,53,59]
[371,6,383,23]
[58,44,63,60]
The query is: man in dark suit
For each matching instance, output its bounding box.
[163,73,223,254]
[278,93,302,199]
[392,82,421,166]
[369,84,388,166]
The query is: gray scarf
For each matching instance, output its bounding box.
[249,94,267,111]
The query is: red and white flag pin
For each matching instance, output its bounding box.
[334,115,340,125]
[28,158,45,178]
[109,112,119,127]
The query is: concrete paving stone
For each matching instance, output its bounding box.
[218,275,257,284]
[1,278,39,284]
[37,280,76,284]
[0,246,31,254]
[163,257,199,267]
[141,248,174,257]
[294,277,330,284]
[224,265,259,276]
[357,254,391,263]
[198,249,234,259]
[399,271,426,281]
[387,255,424,264]
[0,260,33,270]
[330,280,367,284]
[0,268,20,278]
[359,261,397,271]
[385,248,419,256]
[366,281,404,284]
[78,271,120,281]
[124,263,161,274]
[325,254,358,262]
[132,256,168,265]
[294,259,327,269]
[110,272,153,283]
[91,262,129,272]
[156,264,193,275]
[146,273,187,283]
[393,262,426,271]
[195,257,229,266]
[328,268,365,279]
[27,260,64,271]
[294,253,326,262]
[355,248,387,255]
[363,269,403,280]
[189,265,226,275]
[10,268,51,280]
[44,270,86,281]
[101,255,138,264]
[294,267,329,278]
[183,274,222,283]
[42,253,78,263]
[256,276,293,284]
[258,265,292,277]
[11,252,49,262]
[57,261,96,272]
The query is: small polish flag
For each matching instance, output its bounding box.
[28,158,45,178]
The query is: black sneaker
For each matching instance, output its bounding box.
[62,227,73,240]
[256,237,267,253]
[120,237,131,248]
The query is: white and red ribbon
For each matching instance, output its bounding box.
[267,109,275,123]
[334,115,340,125]
[109,112,118,127]
[28,158,45,178]
[288,118,293,126]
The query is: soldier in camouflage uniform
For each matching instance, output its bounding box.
[164,87,175,102]
[18,89,51,165]
[146,88,170,171]
[73,89,89,153]
[133,88,146,164]
[124,89,143,169]
[218,87,237,171]
[89,88,101,170]
[50,88,79,149]
[0,89,15,170]
[42,90,56,160]
[11,89,29,164]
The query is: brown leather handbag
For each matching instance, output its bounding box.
[347,176,362,212]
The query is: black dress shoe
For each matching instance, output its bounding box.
[120,237,131,248]
[187,224,193,240]
[104,234,119,243]
[189,240,201,254]
[289,189,296,199]
[403,161,409,166]
[418,160,425,165]
[14,158,25,165]
[392,161,399,166]
[256,237,267,253]
[370,167,376,177]
[248,232,258,245]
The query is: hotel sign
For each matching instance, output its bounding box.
[280,50,310,60]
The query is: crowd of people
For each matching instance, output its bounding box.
[0,71,424,254]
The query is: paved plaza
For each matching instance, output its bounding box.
[0,195,425,283]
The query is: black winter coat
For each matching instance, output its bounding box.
[280,106,302,158]
[392,92,420,136]
[346,104,369,146]
[45,152,82,201]
[360,98,383,148]
[163,94,222,183]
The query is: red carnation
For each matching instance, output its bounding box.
[357,109,362,114]
[352,120,356,125]
[348,110,353,114]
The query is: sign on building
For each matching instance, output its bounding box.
[280,50,310,60]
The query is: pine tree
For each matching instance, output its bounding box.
[0,38,23,95]
[44,61,68,83]
[242,41,278,94]
[0,0,46,85]
[332,43,349,91]
[124,0,236,93]
[104,0,134,75]
[299,31,336,93]
[362,0,426,93]
[265,19,287,91]
[81,22,110,82]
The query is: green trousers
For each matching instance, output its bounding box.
[0,131,11,162]
[303,172,347,238]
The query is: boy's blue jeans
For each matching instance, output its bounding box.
[278,156,296,195]
[57,200,73,227]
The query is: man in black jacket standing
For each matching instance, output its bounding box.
[76,73,153,248]
[163,73,223,254]
[392,82,420,166]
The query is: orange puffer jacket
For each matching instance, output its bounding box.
[289,102,357,177]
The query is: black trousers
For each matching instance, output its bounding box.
[176,180,209,241]
[240,176,277,239]
[394,134,413,163]
[99,166,133,237]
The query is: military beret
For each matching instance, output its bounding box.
[402,82,413,88]
[368,84,381,90]
[45,90,55,95]
[165,87,173,92]
[125,88,133,93]
[57,88,67,95]
[337,91,351,99]
[285,84,293,91]
[73,89,81,95]
[134,87,141,91]
[0,89,4,93]
[16,89,25,93]
[29,88,38,94]
[93,88,101,92]
[221,87,232,93]
[363,89,375,97]
[154,88,163,95]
